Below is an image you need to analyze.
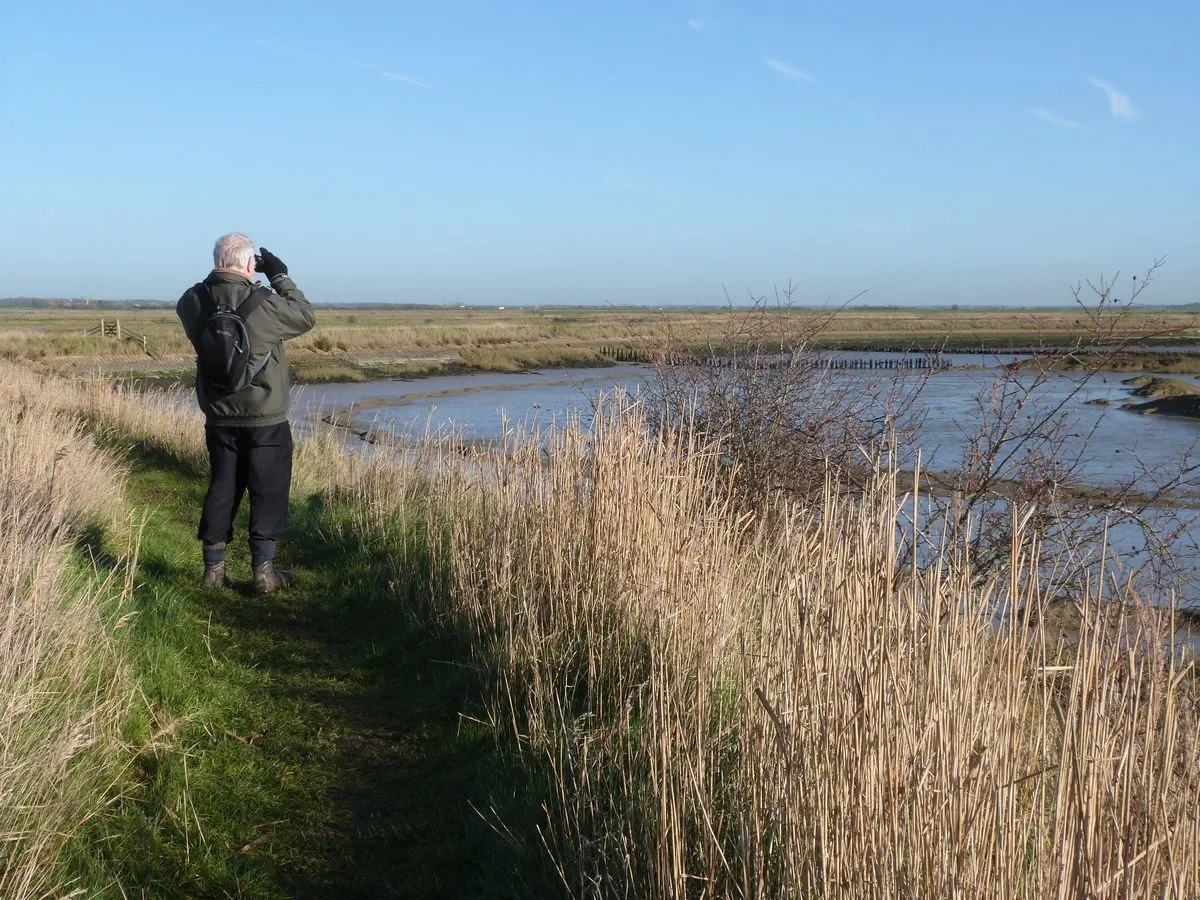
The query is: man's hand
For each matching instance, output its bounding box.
[255,247,288,279]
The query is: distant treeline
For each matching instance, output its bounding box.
[0,298,173,309]
[3,296,1198,312]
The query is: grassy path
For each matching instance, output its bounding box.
[67,445,554,898]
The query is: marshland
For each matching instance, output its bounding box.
[7,3,1200,894]
[3,293,1200,897]
[5,303,1200,382]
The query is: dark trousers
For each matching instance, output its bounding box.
[198,422,293,545]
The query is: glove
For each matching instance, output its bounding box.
[255,247,288,279]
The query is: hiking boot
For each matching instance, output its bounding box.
[253,561,297,594]
[201,563,233,589]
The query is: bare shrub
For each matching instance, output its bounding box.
[645,285,927,512]
[643,265,1200,597]
[924,260,1200,592]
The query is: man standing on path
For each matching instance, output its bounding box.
[177,233,316,593]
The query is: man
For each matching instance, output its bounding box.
[177,233,316,593]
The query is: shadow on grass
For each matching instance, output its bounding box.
[73,444,562,900]
[214,496,557,898]
[73,522,122,573]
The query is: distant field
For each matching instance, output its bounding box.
[2,305,1197,381]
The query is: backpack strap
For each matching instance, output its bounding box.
[243,348,272,386]
[236,285,270,322]
[195,282,268,318]
[196,282,217,313]
[237,287,273,386]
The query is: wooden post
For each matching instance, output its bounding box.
[116,320,122,340]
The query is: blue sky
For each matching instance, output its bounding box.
[2,1,1197,306]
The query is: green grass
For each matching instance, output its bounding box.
[1122,375,1200,399]
[1042,353,1200,375]
[12,305,1194,382]
[289,363,370,383]
[62,443,561,898]
[457,345,608,372]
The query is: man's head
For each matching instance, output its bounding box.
[213,233,257,277]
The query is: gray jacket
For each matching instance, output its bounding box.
[176,270,316,427]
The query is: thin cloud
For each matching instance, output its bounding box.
[688,18,707,31]
[606,170,644,190]
[765,57,815,84]
[352,61,428,88]
[1086,76,1138,120]
[606,169,665,196]
[1023,106,1081,128]
[254,39,322,60]
[254,40,427,87]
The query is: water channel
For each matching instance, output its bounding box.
[289,354,1200,607]
[295,357,1200,490]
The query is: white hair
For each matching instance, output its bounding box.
[212,233,256,269]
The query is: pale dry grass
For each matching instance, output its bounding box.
[407,402,1200,898]
[0,363,205,467]
[0,368,134,898]
[8,361,1197,896]
[3,305,1195,376]
[294,426,436,534]
[70,377,206,468]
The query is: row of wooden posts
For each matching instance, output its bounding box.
[811,356,949,370]
[598,346,950,370]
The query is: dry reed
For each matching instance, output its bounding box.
[6,361,1197,897]
[417,401,1200,898]
[0,367,134,899]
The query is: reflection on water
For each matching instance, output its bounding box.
[294,366,647,441]
[294,359,1200,495]
[290,357,1200,605]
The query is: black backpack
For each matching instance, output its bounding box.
[195,284,270,393]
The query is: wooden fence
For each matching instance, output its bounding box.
[85,319,149,351]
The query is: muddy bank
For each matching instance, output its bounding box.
[1125,395,1200,417]
[916,468,1200,510]
[1119,376,1200,418]
[1020,351,1200,376]
[1031,598,1200,662]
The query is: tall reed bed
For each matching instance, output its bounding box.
[69,374,207,467]
[12,363,1198,896]
[0,368,134,898]
[417,402,1199,897]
